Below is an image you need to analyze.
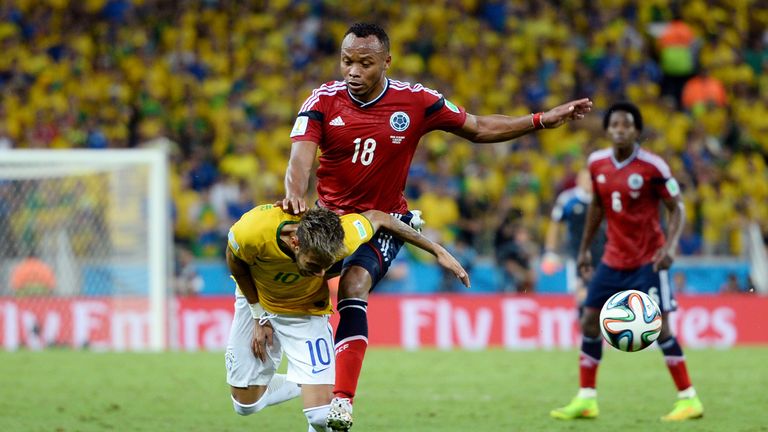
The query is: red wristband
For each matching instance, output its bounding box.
[532,112,545,129]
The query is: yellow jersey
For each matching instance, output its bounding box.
[227,204,374,315]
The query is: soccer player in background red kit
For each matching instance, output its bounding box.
[283,22,593,430]
[550,102,704,422]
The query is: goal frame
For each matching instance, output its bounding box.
[1,149,171,350]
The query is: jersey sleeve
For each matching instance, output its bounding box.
[649,159,681,200]
[419,85,467,132]
[551,191,569,222]
[338,213,375,259]
[227,205,271,264]
[290,84,333,143]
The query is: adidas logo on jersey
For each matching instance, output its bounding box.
[329,116,345,126]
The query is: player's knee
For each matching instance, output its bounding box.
[339,268,372,299]
[580,308,600,337]
[231,394,266,416]
[304,404,331,431]
[659,313,674,340]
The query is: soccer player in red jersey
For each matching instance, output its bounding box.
[550,102,704,422]
[282,23,593,430]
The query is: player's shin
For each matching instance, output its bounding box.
[333,298,369,401]
[579,335,603,392]
[659,336,694,395]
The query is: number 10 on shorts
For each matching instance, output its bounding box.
[306,338,332,373]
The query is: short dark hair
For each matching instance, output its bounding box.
[603,101,643,132]
[344,23,390,53]
[295,208,346,266]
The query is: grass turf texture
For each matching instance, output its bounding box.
[1,348,766,431]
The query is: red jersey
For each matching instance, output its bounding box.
[588,146,681,270]
[290,79,467,214]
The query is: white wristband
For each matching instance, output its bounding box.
[248,302,266,320]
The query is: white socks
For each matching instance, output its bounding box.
[577,388,597,399]
[231,374,301,416]
[678,387,697,399]
[304,404,331,431]
[263,373,301,407]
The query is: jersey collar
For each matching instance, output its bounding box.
[347,78,389,108]
[611,143,639,169]
[276,221,298,261]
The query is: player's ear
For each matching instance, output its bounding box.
[384,55,391,70]
[289,234,300,251]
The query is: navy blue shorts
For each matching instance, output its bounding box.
[585,262,677,313]
[342,211,414,289]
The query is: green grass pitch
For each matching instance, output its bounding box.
[1,348,767,431]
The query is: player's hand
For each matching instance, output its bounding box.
[435,246,471,288]
[251,320,274,362]
[652,246,674,272]
[542,98,593,128]
[540,251,562,275]
[279,195,307,215]
[577,250,593,281]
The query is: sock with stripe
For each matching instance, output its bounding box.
[659,336,694,395]
[333,298,368,402]
[579,335,603,391]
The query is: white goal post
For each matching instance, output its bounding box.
[0,149,170,351]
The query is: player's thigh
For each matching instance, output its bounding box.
[270,314,335,386]
[301,384,335,409]
[341,211,414,294]
[225,296,283,395]
[584,263,626,310]
[629,264,678,313]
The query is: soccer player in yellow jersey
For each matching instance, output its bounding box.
[224,204,469,431]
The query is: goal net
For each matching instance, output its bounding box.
[0,149,170,351]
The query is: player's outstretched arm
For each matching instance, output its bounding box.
[362,210,471,288]
[453,98,593,143]
[283,140,318,215]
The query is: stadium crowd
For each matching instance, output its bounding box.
[1,1,766,291]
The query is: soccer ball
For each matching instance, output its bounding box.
[599,290,662,352]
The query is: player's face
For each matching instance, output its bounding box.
[296,250,332,278]
[606,111,639,149]
[340,34,390,102]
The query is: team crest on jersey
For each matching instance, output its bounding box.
[628,174,644,190]
[390,111,410,132]
[445,99,460,113]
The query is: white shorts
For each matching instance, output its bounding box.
[225,296,335,387]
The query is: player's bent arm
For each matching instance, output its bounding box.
[283,140,318,214]
[451,98,593,143]
[362,210,471,287]
[226,246,259,305]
